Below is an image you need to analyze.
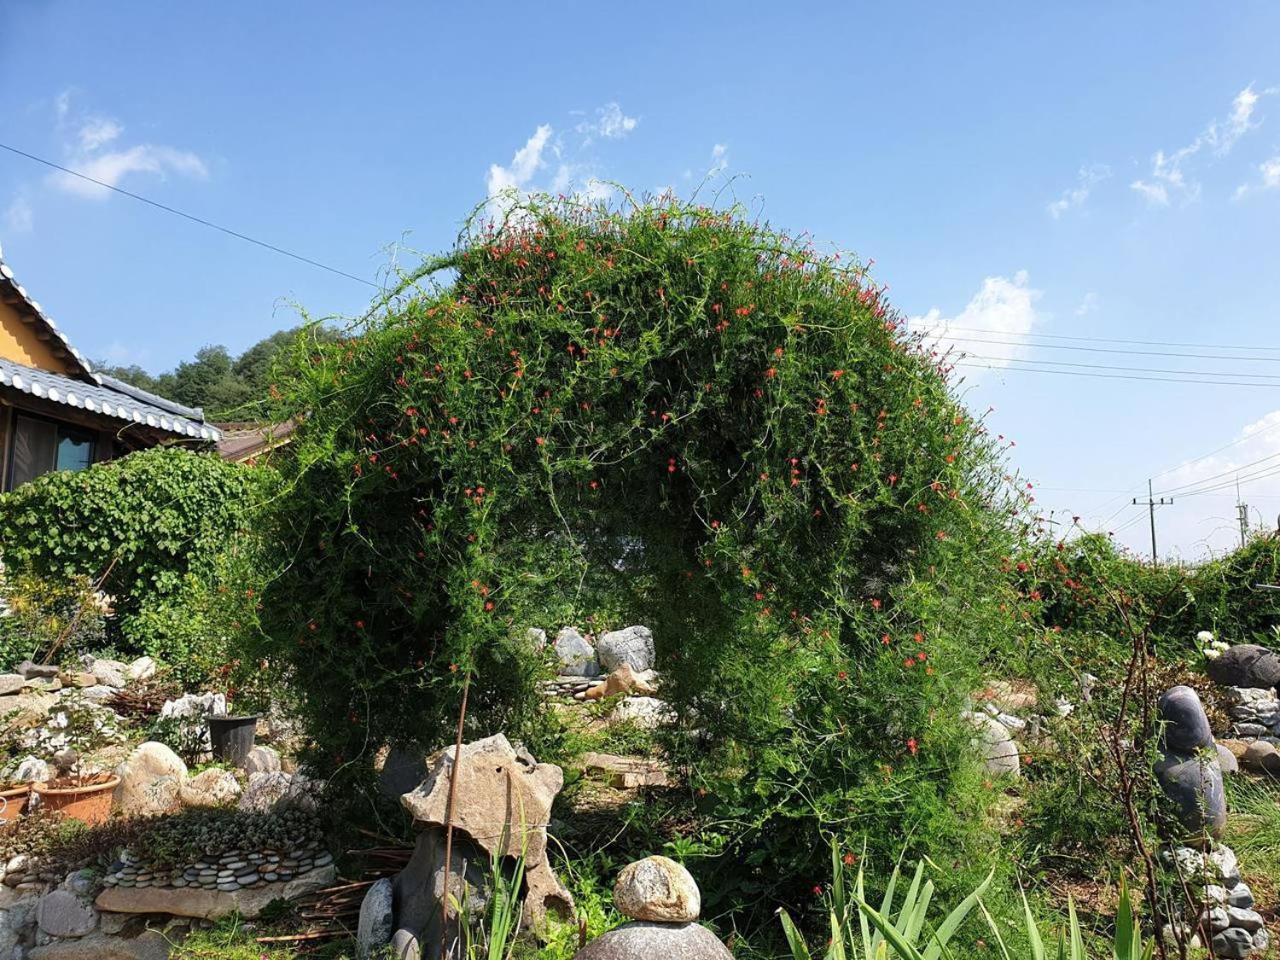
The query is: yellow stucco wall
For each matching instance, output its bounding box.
[0,300,71,373]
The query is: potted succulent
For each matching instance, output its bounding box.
[31,691,122,824]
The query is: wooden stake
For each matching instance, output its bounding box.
[439,671,471,960]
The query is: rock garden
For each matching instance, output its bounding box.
[0,196,1279,959]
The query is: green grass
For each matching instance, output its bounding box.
[1225,774,1280,904]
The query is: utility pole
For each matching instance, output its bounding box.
[1133,479,1172,562]
[1237,477,1249,548]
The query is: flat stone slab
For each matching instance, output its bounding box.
[95,864,334,919]
[580,752,671,788]
[30,931,171,960]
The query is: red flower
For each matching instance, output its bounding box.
[907,738,918,755]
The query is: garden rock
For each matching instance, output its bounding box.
[960,711,1020,777]
[1212,927,1254,959]
[1207,644,1280,690]
[178,768,241,808]
[1216,744,1239,774]
[125,658,156,683]
[237,771,319,813]
[390,828,488,960]
[395,735,573,953]
[28,930,171,960]
[0,675,24,696]
[1241,740,1280,773]
[375,744,429,802]
[13,756,52,782]
[243,745,281,775]
[36,889,97,938]
[84,659,128,690]
[1223,687,1279,726]
[17,662,58,681]
[609,697,674,730]
[1158,686,1215,753]
[1155,753,1226,838]
[572,921,733,960]
[613,856,700,922]
[553,627,599,677]
[113,742,187,816]
[95,864,335,920]
[604,664,659,699]
[597,626,655,673]
[356,876,394,959]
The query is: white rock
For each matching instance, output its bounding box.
[613,856,700,922]
[126,657,156,682]
[597,626,656,674]
[609,697,674,730]
[13,757,52,782]
[113,742,187,816]
[243,745,281,776]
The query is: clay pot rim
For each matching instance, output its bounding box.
[0,782,30,796]
[32,775,120,797]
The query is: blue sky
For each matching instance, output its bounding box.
[3,2,1280,559]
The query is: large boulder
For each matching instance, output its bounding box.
[613,856,700,923]
[597,626,656,674]
[1207,644,1280,690]
[572,922,733,960]
[553,627,600,677]
[113,742,187,816]
[238,771,319,813]
[84,658,128,690]
[1158,686,1215,754]
[179,768,242,808]
[394,736,573,959]
[400,734,562,869]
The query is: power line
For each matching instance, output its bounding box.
[0,141,379,289]
[1153,450,1280,497]
[962,352,1280,381]
[933,323,1280,353]
[938,333,1280,363]
[955,361,1280,388]
[1167,462,1280,499]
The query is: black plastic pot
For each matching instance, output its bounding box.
[208,715,259,766]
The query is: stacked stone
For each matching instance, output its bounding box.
[1154,686,1226,838]
[0,853,80,891]
[101,839,332,893]
[1161,845,1268,958]
[573,856,731,960]
[539,676,599,700]
[1222,687,1280,738]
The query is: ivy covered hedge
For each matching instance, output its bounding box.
[0,447,271,670]
[262,197,1036,913]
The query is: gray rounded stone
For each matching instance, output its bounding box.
[1158,686,1214,754]
[554,627,600,677]
[573,922,733,960]
[357,876,394,959]
[1215,744,1239,775]
[1155,753,1227,838]
[36,889,98,938]
[1207,644,1280,690]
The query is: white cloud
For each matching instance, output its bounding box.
[709,143,728,175]
[1047,164,1111,218]
[1234,154,1280,199]
[1075,291,1098,317]
[909,271,1042,370]
[44,91,208,201]
[4,195,33,234]
[51,145,208,199]
[487,124,553,201]
[576,102,638,143]
[1132,85,1271,206]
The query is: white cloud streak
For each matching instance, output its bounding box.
[1132,85,1270,206]
[1047,164,1111,218]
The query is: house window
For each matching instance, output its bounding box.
[6,414,96,489]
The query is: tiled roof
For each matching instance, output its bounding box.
[0,243,220,441]
[0,358,222,440]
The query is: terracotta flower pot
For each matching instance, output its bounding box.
[0,783,30,827]
[33,774,120,825]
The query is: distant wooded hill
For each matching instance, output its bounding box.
[95,325,328,420]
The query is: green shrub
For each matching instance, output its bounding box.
[0,570,108,670]
[260,195,1035,933]
[0,446,269,619]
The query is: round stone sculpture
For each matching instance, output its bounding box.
[613,856,700,923]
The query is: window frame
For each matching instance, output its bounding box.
[4,410,98,490]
